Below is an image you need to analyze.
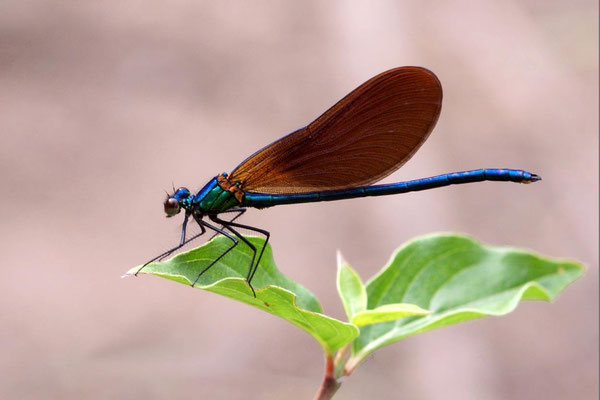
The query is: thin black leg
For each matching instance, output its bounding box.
[192,218,239,287]
[210,216,257,296]
[208,208,247,240]
[135,212,206,275]
[158,211,193,261]
[216,218,270,286]
[211,216,270,297]
[180,212,190,244]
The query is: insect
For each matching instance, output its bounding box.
[136,67,540,296]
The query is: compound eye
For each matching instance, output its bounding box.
[164,197,181,217]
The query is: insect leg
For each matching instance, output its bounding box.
[213,218,270,291]
[192,218,239,287]
[208,208,247,240]
[210,216,268,297]
[157,211,193,261]
[135,212,206,275]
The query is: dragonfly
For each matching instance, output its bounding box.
[136,66,540,296]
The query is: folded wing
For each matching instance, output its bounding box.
[230,67,443,194]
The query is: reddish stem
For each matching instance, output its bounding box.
[313,354,342,400]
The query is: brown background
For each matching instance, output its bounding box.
[1,1,597,399]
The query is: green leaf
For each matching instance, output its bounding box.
[348,233,585,370]
[336,253,367,320]
[126,236,358,355]
[351,303,430,327]
[337,254,430,327]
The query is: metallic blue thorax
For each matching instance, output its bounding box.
[191,176,239,214]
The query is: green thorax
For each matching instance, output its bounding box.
[192,175,241,214]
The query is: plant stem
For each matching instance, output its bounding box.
[334,344,352,378]
[313,353,341,400]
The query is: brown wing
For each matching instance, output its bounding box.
[229,67,443,194]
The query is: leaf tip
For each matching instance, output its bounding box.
[336,250,345,270]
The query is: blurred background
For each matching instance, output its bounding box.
[1,1,597,399]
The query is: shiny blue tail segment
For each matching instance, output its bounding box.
[243,169,541,208]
